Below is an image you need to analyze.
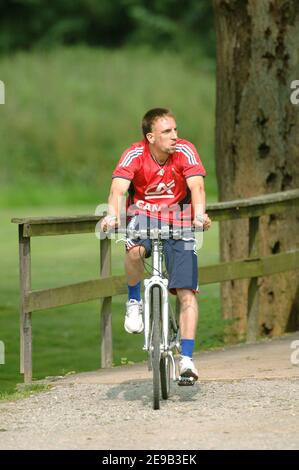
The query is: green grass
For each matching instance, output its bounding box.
[0,384,51,403]
[0,46,216,207]
[0,204,233,397]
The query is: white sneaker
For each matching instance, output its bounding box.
[179,355,199,381]
[124,299,144,334]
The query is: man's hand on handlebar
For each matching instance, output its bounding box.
[100,215,119,232]
[193,213,212,231]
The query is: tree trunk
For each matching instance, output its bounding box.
[213,0,299,340]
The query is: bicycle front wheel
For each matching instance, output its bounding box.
[152,286,161,410]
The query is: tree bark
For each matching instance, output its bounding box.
[213,0,299,340]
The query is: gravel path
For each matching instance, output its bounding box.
[0,333,298,450]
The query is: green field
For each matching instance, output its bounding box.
[0,46,227,396]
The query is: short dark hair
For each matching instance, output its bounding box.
[142,108,175,139]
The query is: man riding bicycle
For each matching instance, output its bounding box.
[101,108,211,381]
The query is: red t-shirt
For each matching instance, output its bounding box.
[112,138,206,225]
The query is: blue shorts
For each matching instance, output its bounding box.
[125,215,198,295]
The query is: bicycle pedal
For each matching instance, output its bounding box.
[177,376,196,386]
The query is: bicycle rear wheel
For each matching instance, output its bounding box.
[152,286,161,410]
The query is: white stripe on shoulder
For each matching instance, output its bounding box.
[121,150,143,168]
[120,146,143,167]
[120,146,144,167]
[176,143,197,164]
[176,144,197,165]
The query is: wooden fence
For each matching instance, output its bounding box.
[12,189,299,383]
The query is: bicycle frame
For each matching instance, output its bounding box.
[143,238,177,381]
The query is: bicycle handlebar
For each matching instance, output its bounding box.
[115,225,203,240]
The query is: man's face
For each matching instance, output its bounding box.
[147,115,178,154]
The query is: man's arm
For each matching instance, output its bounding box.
[186,175,205,217]
[108,178,131,219]
[101,177,131,231]
[186,175,211,230]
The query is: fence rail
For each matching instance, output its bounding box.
[12,188,299,383]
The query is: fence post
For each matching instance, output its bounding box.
[246,216,259,342]
[100,236,113,368]
[19,224,32,383]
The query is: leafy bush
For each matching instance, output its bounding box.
[0,0,214,56]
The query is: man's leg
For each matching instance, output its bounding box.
[125,246,146,286]
[176,288,198,340]
[176,288,199,380]
[124,246,146,333]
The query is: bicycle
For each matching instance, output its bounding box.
[118,225,199,410]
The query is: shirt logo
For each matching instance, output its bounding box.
[144,180,175,199]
